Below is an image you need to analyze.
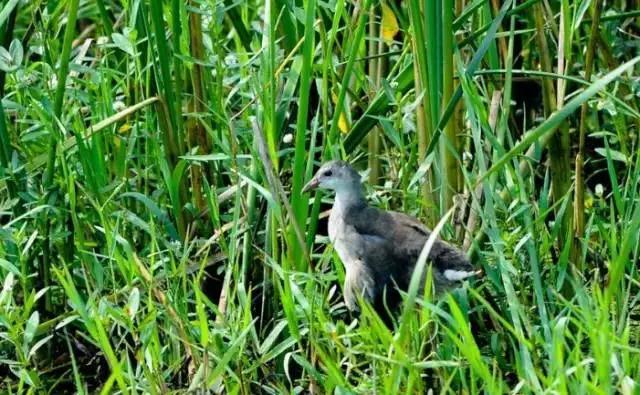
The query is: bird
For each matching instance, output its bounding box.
[302,160,480,314]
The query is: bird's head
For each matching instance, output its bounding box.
[302,160,361,194]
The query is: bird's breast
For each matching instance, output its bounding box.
[328,208,354,267]
[328,207,341,243]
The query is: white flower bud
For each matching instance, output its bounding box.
[595,184,604,198]
[113,100,126,112]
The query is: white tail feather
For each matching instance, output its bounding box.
[444,269,482,281]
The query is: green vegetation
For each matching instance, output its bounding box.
[1,0,639,393]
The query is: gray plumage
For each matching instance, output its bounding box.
[303,160,479,312]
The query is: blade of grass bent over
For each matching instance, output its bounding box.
[400,206,455,321]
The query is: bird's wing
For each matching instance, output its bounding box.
[346,207,475,282]
[387,211,476,276]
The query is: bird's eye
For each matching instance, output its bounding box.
[323,170,333,177]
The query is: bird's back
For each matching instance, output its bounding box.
[344,205,474,294]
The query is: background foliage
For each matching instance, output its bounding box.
[0,0,639,393]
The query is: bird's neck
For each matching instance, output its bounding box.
[333,185,366,212]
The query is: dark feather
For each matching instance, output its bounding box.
[343,205,474,294]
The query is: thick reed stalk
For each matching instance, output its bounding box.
[367,5,381,185]
[442,0,460,210]
[490,0,508,63]
[534,3,572,251]
[573,0,603,269]
[148,0,188,238]
[149,0,184,162]
[188,2,209,215]
[408,0,436,224]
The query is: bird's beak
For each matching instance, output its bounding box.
[302,177,319,193]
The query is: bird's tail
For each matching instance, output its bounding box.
[443,268,483,281]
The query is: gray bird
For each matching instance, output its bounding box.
[302,160,480,313]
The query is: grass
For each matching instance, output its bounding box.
[1,0,639,393]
